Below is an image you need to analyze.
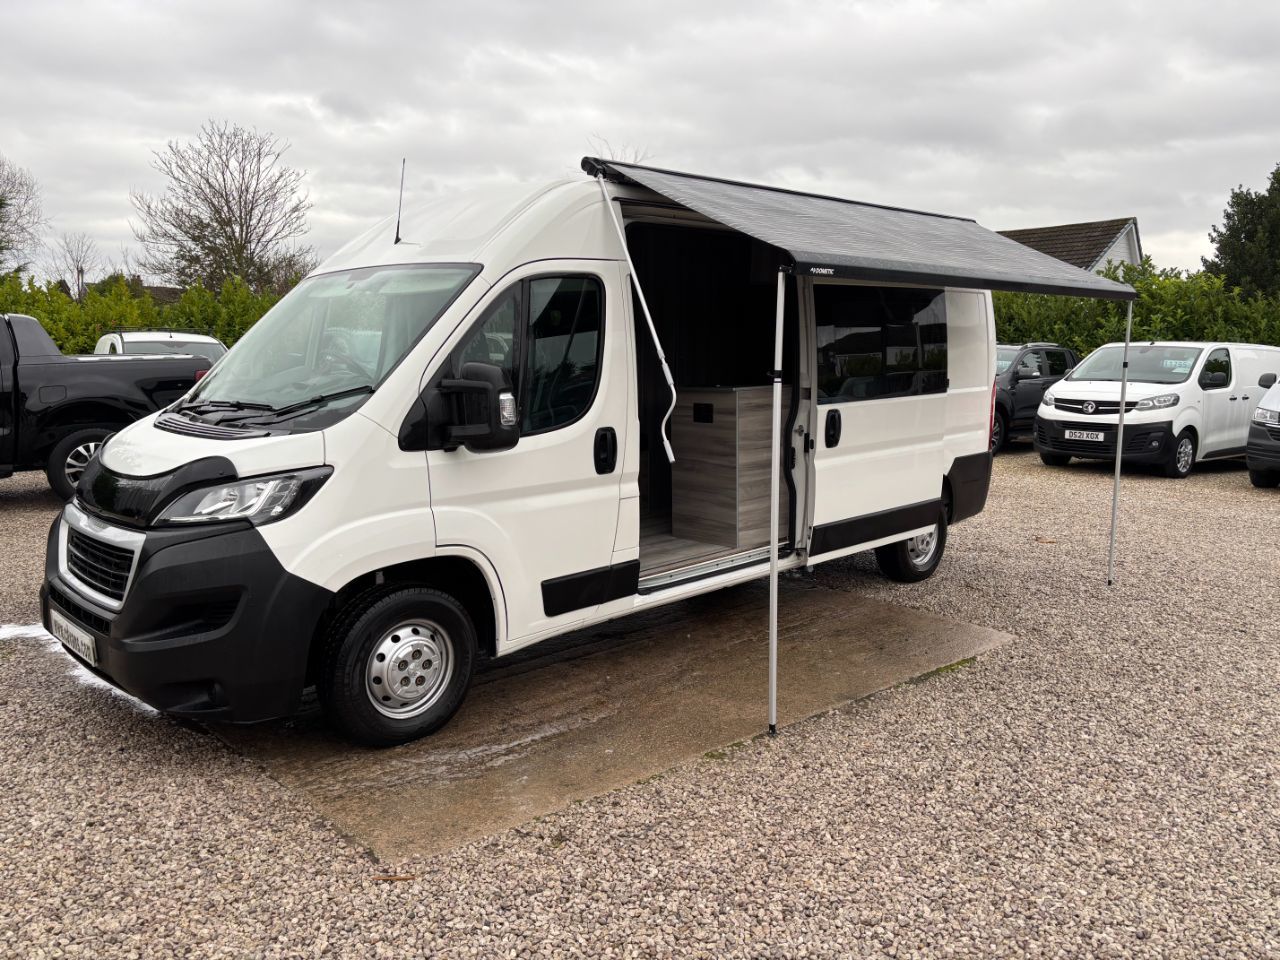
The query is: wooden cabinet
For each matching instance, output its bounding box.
[671,386,790,549]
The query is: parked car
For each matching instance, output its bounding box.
[1247,372,1280,488]
[94,329,227,363]
[0,313,211,498]
[39,158,1129,747]
[1034,341,1280,478]
[992,342,1078,450]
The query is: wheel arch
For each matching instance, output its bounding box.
[307,551,504,686]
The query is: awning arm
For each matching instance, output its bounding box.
[596,175,676,463]
[1106,300,1135,585]
[767,266,785,737]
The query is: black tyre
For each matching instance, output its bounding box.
[1249,468,1280,489]
[874,504,948,583]
[990,409,1008,452]
[1163,429,1196,479]
[1039,450,1071,467]
[45,428,111,500]
[319,585,477,747]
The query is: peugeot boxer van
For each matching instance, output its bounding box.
[1247,373,1280,488]
[41,159,1124,746]
[1035,341,1280,478]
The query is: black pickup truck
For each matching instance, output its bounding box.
[0,313,211,498]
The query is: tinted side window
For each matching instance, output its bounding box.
[521,277,604,433]
[1045,350,1071,376]
[814,285,947,402]
[1017,350,1046,378]
[1199,348,1231,389]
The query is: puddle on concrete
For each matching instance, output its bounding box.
[218,579,1012,860]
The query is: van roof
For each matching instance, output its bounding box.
[1095,341,1280,350]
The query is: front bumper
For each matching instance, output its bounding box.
[1247,420,1280,471]
[40,507,333,721]
[1034,415,1176,464]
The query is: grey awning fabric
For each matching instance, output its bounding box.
[583,158,1136,301]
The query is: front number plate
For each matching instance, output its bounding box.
[1065,429,1105,442]
[50,609,98,668]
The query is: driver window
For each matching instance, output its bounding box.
[1199,348,1231,389]
[1018,350,1046,378]
[522,277,603,434]
[452,288,519,389]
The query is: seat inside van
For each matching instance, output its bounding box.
[625,219,798,580]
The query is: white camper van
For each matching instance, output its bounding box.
[1035,341,1280,477]
[41,159,1133,744]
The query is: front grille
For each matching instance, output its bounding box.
[1267,424,1280,442]
[47,583,111,635]
[66,528,135,602]
[1052,397,1138,415]
[155,412,270,440]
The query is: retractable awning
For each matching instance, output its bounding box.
[582,157,1137,301]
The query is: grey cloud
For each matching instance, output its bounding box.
[3,0,1278,275]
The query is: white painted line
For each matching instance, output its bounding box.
[1,621,159,715]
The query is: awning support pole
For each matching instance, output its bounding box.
[1106,300,1135,586]
[767,267,786,737]
[596,175,676,463]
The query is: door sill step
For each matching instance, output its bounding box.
[638,544,785,593]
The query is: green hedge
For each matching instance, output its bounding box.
[993,259,1280,354]
[0,273,279,354]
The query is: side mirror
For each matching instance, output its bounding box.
[439,361,519,452]
[1201,370,1228,388]
[1259,372,1277,389]
[1014,366,1037,381]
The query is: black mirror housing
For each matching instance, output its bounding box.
[1260,372,1277,389]
[1202,370,1229,388]
[439,361,519,452]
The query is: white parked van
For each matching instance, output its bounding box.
[1034,341,1280,477]
[1246,373,1280,488]
[94,330,228,363]
[41,159,1133,744]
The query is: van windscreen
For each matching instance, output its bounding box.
[1068,345,1202,385]
[183,264,478,422]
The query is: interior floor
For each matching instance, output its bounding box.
[639,512,744,577]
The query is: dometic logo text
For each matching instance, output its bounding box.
[810,267,835,276]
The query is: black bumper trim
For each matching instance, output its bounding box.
[946,450,992,524]
[541,560,640,617]
[1247,422,1280,469]
[1034,416,1175,464]
[41,512,333,721]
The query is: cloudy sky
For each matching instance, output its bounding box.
[4,0,1278,277]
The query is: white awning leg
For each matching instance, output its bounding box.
[596,175,677,463]
[767,267,786,736]
[1106,300,1135,586]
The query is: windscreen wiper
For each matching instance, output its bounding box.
[258,385,375,419]
[179,398,277,412]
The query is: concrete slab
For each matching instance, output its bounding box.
[218,575,1011,859]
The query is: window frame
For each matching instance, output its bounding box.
[812,281,948,405]
[449,271,607,438]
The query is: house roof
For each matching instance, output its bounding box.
[997,218,1140,271]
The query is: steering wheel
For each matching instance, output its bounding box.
[319,330,372,381]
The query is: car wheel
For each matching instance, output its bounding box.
[45,428,112,500]
[991,409,1008,452]
[319,585,477,747]
[1039,451,1071,467]
[874,504,948,583]
[1163,430,1196,479]
[1249,468,1280,489]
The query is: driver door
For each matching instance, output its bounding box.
[426,262,630,650]
[1011,349,1048,426]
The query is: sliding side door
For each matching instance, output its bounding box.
[806,281,948,561]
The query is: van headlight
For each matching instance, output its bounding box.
[1256,407,1280,424]
[1041,391,1055,407]
[1135,393,1179,411]
[157,466,332,526]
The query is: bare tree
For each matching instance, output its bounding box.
[586,135,653,165]
[46,232,101,300]
[131,121,318,293]
[0,152,46,272]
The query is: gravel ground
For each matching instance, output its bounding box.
[1,450,1278,958]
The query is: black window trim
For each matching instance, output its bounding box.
[1199,347,1232,390]
[812,280,949,405]
[448,270,607,439]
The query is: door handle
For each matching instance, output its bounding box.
[1229,396,1238,401]
[824,409,842,448]
[594,427,617,475]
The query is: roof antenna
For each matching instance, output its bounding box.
[393,158,406,245]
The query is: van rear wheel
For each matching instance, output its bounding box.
[319,585,476,747]
[875,505,948,583]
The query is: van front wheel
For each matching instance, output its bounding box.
[319,585,477,747]
[875,507,948,583]
[1163,430,1196,479]
[1250,468,1280,488]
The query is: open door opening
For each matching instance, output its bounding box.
[624,219,801,585]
